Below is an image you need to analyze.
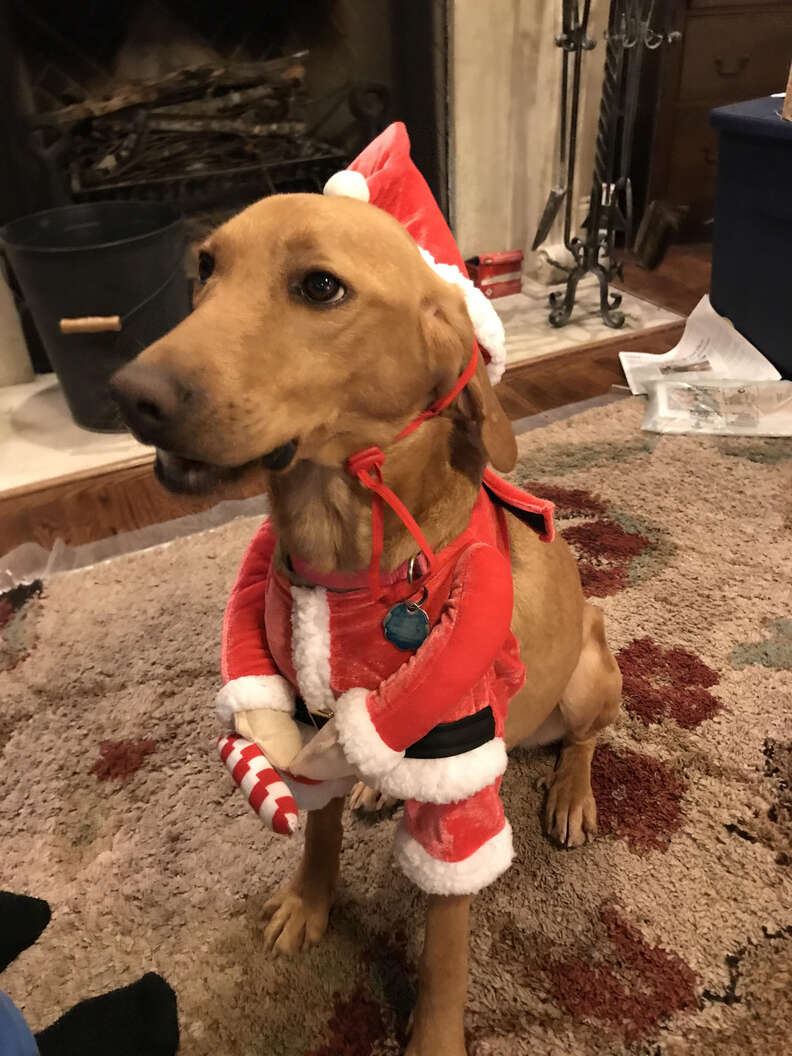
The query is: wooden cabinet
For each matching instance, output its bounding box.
[664,106,720,218]
[648,0,792,233]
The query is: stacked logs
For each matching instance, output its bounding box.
[28,52,314,195]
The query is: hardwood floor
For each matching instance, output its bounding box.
[0,244,712,554]
[0,462,266,555]
[615,242,713,317]
[495,322,682,419]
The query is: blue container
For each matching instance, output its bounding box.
[710,96,792,378]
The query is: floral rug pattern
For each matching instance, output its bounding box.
[1,398,790,1054]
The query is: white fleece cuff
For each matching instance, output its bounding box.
[333,687,404,780]
[394,821,514,895]
[215,675,295,726]
[378,737,507,805]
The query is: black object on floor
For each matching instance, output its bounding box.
[710,95,792,379]
[35,973,179,1056]
[0,201,189,432]
[0,891,51,973]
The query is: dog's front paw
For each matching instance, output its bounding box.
[349,780,397,814]
[542,767,598,849]
[261,884,332,956]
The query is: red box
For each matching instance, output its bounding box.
[465,250,523,299]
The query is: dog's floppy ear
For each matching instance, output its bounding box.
[420,283,517,473]
[460,354,517,472]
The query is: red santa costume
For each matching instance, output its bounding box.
[216,123,554,896]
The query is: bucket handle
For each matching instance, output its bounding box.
[57,256,185,338]
[60,316,121,334]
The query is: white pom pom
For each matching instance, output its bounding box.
[323,170,370,202]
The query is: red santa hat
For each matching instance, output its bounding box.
[323,122,507,387]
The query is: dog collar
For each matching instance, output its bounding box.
[286,551,429,592]
[345,342,479,598]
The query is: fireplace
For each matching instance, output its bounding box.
[0,0,449,242]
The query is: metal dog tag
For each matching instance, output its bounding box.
[383,588,430,651]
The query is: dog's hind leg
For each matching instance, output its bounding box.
[261,796,344,955]
[543,603,621,849]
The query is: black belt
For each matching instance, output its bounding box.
[293,696,495,759]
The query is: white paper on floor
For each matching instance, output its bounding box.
[618,294,790,436]
[619,294,781,397]
[643,378,792,436]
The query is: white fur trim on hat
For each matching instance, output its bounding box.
[334,688,405,780]
[378,737,507,805]
[323,169,370,202]
[394,820,514,895]
[216,674,295,725]
[418,248,507,387]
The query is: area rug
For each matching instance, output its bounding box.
[1,398,790,1055]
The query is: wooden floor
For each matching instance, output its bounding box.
[0,244,711,555]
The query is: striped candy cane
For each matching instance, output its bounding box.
[217,733,299,836]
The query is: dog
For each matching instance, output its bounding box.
[111,145,621,1056]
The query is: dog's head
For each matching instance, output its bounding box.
[111,192,515,493]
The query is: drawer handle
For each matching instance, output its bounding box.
[714,56,749,78]
[701,147,718,167]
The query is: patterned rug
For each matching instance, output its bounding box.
[1,398,790,1055]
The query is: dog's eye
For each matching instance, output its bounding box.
[300,271,345,304]
[197,250,214,285]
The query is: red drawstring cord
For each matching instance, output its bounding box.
[394,341,479,442]
[345,448,437,597]
[346,342,479,597]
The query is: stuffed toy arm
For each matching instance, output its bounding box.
[326,543,514,788]
[217,520,302,770]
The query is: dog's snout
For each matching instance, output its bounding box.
[110,360,189,443]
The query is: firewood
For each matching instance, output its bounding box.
[150,84,286,118]
[30,53,307,128]
[144,117,307,137]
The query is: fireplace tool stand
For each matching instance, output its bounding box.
[533,0,678,328]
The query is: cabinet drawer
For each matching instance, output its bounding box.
[690,0,789,8]
[678,11,792,104]
[665,107,720,222]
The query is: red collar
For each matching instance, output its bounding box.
[288,551,429,593]
[345,342,479,597]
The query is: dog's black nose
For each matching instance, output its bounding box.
[110,361,187,444]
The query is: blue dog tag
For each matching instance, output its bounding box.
[383,592,430,651]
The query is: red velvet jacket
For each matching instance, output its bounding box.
[218,473,553,804]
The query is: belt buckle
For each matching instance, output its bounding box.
[305,705,334,731]
[295,695,335,729]
[310,706,334,720]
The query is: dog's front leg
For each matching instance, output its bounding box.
[261,796,344,956]
[407,894,471,1056]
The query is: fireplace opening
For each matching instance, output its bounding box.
[1,0,448,241]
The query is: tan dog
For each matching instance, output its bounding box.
[112,192,621,1056]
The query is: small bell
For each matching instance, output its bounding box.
[383,587,430,651]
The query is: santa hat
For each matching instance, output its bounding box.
[323,122,507,387]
